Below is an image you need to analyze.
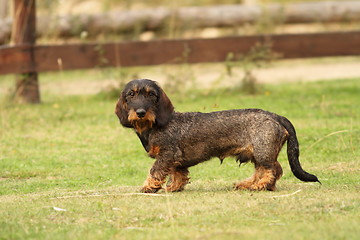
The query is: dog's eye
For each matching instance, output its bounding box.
[128,91,135,97]
[148,91,156,97]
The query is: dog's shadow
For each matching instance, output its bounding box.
[156,180,313,195]
[157,180,248,194]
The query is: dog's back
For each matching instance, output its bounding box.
[150,109,287,167]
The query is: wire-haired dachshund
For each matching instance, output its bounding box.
[115,79,320,193]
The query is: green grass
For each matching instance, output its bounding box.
[0,77,359,239]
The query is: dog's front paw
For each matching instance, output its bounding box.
[140,186,161,193]
[141,174,165,193]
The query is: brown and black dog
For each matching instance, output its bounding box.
[115,79,320,193]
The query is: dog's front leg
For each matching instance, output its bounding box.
[166,167,190,192]
[140,160,170,193]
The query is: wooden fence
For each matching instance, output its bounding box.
[2,31,360,75]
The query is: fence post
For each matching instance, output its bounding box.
[12,0,40,103]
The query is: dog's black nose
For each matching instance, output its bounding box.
[136,109,146,118]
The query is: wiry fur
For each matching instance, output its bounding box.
[115,79,320,193]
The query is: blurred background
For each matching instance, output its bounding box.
[1,0,360,43]
[0,0,360,99]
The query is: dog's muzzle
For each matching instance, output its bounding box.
[136,109,147,118]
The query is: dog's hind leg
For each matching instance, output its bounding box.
[249,166,277,191]
[236,119,287,191]
[235,161,282,191]
[251,160,284,191]
[166,167,190,192]
[235,166,276,191]
[273,160,283,180]
[263,161,283,191]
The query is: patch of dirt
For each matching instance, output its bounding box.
[1,58,359,96]
[42,58,360,95]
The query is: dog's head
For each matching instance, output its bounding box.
[115,79,174,133]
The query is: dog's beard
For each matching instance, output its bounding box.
[128,109,156,134]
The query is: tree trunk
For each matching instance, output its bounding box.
[0,0,8,19]
[12,0,40,104]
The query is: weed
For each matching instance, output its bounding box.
[162,44,197,95]
[225,40,279,94]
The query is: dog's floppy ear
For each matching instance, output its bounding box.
[115,91,132,128]
[156,89,174,127]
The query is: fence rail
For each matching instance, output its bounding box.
[1,31,360,75]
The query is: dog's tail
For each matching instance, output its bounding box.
[276,115,321,184]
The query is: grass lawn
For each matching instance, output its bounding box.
[0,76,359,239]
